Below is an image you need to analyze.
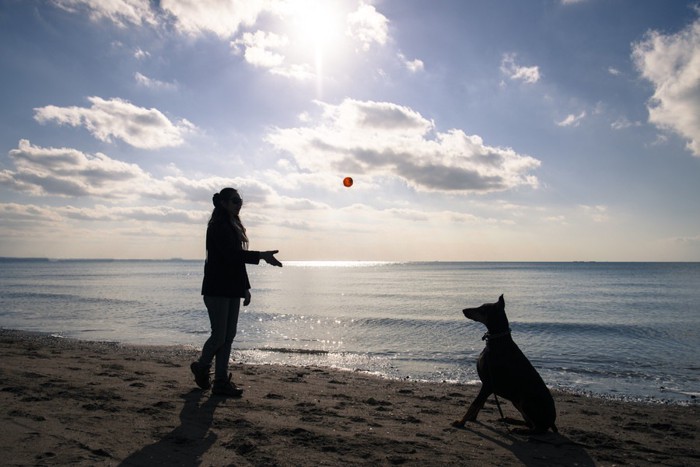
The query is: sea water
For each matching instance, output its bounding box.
[0,259,698,404]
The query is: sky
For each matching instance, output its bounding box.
[1,0,699,261]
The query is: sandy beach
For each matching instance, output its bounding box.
[1,329,697,466]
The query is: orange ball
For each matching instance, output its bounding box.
[343,176,353,187]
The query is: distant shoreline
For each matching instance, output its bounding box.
[2,257,698,264]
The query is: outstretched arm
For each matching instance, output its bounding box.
[260,250,283,267]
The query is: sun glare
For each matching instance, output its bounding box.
[294,1,341,45]
[289,0,344,96]
[297,4,337,46]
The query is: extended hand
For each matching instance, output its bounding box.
[261,250,283,267]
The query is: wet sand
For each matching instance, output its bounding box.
[1,329,697,466]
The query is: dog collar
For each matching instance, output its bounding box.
[482,329,511,341]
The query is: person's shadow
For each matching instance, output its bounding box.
[119,390,221,466]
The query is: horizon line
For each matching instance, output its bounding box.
[0,256,697,264]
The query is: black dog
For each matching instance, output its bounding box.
[453,295,557,434]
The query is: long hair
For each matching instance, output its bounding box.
[209,187,249,249]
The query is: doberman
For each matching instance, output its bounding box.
[453,295,558,434]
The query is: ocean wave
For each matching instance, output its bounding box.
[0,291,140,305]
[252,347,330,355]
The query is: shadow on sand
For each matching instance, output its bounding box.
[460,421,596,467]
[119,389,221,466]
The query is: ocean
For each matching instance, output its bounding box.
[0,259,698,404]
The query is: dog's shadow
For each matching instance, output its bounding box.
[459,420,596,467]
[118,389,222,466]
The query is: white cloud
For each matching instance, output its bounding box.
[346,2,388,51]
[545,215,568,224]
[1,139,166,198]
[60,204,206,224]
[608,66,621,76]
[134,72,178,91]
[231,30,288,68]
[501,53,541,84]
[52,0,396,82]
[52,0,276,38]
[159,0,273,38]
[580,205,609,223]
[651,133,669,146]
[632,14,700,157]
[611,117,642,130]
[229,29,315,79]
[270,63,315,80]
[556,111,586,127]
[398,53,424,73]
[52,0,158,27]
[668,233,700,245]
[266,99,541,193]
[164,175,277,206]
[134,48,150,60]
[0,140,280,207]
[0,202,64,223]
[34,97,195,149]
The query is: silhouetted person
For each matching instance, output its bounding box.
[190,187,282,396]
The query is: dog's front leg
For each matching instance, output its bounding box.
[452,384,491,428]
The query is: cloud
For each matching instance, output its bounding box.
[556,111,586,127]
[270,63,315,80]
[632,14,700,157]
[61,204,206,223]
[668,234,700,245]
[52,0,157,27]
[231,30,288,68]
[580,205,609,223]
[229,29,314,79]
[134,48,150,60]
[134,72,178,91]
[165,175,277,206]
[52,0,274,38]
[0,202,63,223]
[346,2,389,51]
[1,140,281,208]
[34,97,195,149]
[501,53,541,84]
[611,117,642,130]
[266,99,540,193]
[51,0,396,82]
[160,0,273,38]
[398,53,424,73]
[0,139,167,198]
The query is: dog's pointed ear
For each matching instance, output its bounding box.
[498,294,504,304]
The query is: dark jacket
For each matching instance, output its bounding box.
[201,219,261,298]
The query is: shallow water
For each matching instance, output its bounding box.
[0,259,698,404]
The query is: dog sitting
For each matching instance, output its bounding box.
[453,295,558,434]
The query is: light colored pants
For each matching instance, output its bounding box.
[199,296,241,381]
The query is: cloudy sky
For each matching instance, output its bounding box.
[1,0,699,261]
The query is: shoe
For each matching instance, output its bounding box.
[211,373,243,397]
[190,361,211,390]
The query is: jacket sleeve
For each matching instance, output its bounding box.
[209,222,261,265]
[242,249,261,264]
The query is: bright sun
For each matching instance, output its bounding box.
[292,0,342,49]
[289,0,344,88]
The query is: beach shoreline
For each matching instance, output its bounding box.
[1,329,698,466]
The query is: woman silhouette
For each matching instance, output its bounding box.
[190,187,282,396]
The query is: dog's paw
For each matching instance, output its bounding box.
[451,420,466,428]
